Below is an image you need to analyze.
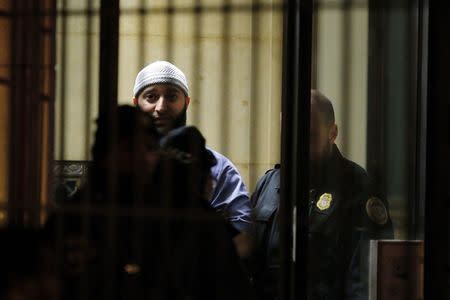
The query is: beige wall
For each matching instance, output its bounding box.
[54,0,100,161]
[314,0,368,168]
[118,0,283,189]
[55,0,283,191]
[54,1,369,191]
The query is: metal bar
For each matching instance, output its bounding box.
[30,0,43,226]
[402,0,427,241]
[166,0,174,60]
[366,0,386,192]
[219,0,231,154]
[99,0,120,298]
[415,0,428,241]
[99,0,119,116]
[44,0,60,274]
[44,0,56,213]
[311,1,319,88]
[8,0,42,226]
[7,0,19,225]
[138,0,146,66]
[190,0,202,126]
[79,2,95,298]
[424,0,449,299]
[84,0,93,159]
[339,0,351,154]
[406,0,418,240]
[58,0,67,160]
[280,0,312,299]
[249,0,261,193]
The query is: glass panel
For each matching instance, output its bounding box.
[54,0,100,161]
[116,0,283,189]
[250,0,425,299]
[309,0,423,298]
[51,0,285,299]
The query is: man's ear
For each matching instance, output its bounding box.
[185,96,191,108]
[329,124,338,143]
[132,97,138,106]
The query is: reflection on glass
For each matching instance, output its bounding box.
[48,0,425,299]
[307,90,393,298]
[250,0,424,299]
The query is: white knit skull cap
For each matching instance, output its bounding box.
[133,60,189,97]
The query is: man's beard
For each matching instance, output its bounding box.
[154,105,187,135]
[171,105,188,130]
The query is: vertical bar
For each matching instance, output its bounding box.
[340,0,351,153]
[249,0,260,193]
[366,0,385,192]
[415,0,428,240]
[135,1,147,297]
[311,1,319,88]
[30,0,43,226]
[280,0,312,299]
[191,0,202,125]
[81,2,94,293]
[58,0,67,160]
[424,0,449,298]
[84,0,93,158]
[99,0,119,116]
[164,2,174,295]
[9,0,24,225]
[138,0,146,66]
[406,0,419,239]
[219,0,231,154]
[9,0,42,226]
[0,1,11,225]
[41,0,57,223]
[54,0,67,288]
[99,0,120,298]
[166,0,174,60]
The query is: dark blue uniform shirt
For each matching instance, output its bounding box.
[250,144,394,300]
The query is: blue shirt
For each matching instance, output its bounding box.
[208,148,252,233]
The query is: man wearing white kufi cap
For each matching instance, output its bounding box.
[132,61,253,258]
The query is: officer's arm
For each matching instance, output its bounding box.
[346,190,394,299]
[234,170,275,259]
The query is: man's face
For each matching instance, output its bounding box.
[133,84,190,134]
[309,104,336,168]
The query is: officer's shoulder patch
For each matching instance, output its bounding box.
[264,164,280,174]
[365,196,388,225]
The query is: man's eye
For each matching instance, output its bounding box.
[166,93,177,101]
[145,94,157,102]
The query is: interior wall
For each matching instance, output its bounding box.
[54,0,100,161]
[117,0,283,190]
[54,0,283,191]
[314,0,368,168]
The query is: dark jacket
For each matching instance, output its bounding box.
[250,144,394,300]
[45,168,254,300]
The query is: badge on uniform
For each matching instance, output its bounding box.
[316,193,332,211]
[365,197,388,225]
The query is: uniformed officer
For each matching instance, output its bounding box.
[250,90,394,300]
